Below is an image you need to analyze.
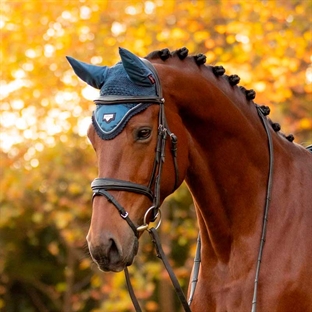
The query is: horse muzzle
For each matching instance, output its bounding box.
[87,233,139,272]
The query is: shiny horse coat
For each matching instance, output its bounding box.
[67,48,312,311]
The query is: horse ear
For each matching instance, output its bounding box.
[66,56,108,89]
[119,47,155,87]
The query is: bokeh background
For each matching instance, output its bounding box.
[1,1,311,311]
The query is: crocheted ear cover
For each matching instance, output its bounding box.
[67,48,157,140]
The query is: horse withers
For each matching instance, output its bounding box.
[67,47,312,311]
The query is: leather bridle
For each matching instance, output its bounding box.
[91,58,179,237]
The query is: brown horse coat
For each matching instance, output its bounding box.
[70,48,312,311]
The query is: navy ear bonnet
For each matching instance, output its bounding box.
[66,47,162,140]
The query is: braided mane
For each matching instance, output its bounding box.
[146,47,294,143]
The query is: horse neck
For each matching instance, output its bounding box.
[163,63,270,264]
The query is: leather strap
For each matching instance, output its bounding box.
[188,234,201,305]
[124,228,192,312]
[94,95,164,105]
[124,267,142,312]
[91,178,154,201]
[92,189,139,237]
[251,105,274,312]
[149,228,192,312]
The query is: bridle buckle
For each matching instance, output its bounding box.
[120,211,129,219]
[137,206,162,232]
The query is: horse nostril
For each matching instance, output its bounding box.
[90,238,121,266]
[107,238,120,262]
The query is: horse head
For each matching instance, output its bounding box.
[67,48,189,272]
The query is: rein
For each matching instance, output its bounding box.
[251,105,274,312]
[125,228,191,312]
[187,105,275,311]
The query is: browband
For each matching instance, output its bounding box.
[94,96,164,105]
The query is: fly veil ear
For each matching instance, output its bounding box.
[66,56,109,89]
[66,48,162,140]
[66,47,156,89]
[118,47,156,87]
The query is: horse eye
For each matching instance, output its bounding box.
[137,128,151,140]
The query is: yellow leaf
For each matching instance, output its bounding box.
[79,258,92,270]
[48,242,59,256]
[300,118,312,130]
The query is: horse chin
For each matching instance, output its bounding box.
[96,255,136,273]
[97,262,128,273]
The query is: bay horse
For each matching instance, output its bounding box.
[67,47,312,312]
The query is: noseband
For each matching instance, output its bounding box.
[91,58,179,237]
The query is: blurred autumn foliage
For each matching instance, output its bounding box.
[0,1,311,311]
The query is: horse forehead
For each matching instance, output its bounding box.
[87,124,117,151]
[93,127,126,160]
[128,105,159,122]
